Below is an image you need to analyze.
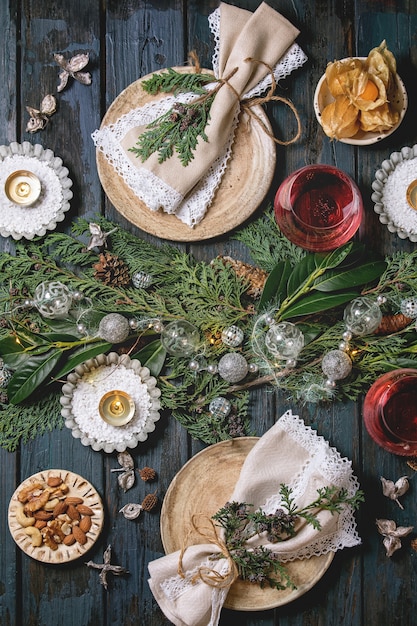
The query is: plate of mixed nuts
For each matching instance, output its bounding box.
[8,469,104,563]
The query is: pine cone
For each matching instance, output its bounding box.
[217,255,267,298]
[141,491,158,512]
[139,466,157,482]
[93,252,131,287]
[374,313,413,335]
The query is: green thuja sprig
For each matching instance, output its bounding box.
[211,484,364,590]
[129,94,215,166]
[141,67,215,95]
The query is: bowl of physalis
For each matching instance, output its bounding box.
[314,41,407,145]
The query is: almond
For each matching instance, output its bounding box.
[76,504,94,516]
[72,525,87,545]
[52,501,68,518]
[63,534,76,546]
[67,504,81,521]
[47,476,63,487]
[79,515,92,533]
[65,496,84,505]
[34,520,47,529]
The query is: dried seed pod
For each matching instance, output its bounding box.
[119,503,142,520]
[139,466,157,482]
[380,476,410,509]
[141,491,158,512]
[118,469,135,493]
[375,518,413,557]
[40,94,57,115]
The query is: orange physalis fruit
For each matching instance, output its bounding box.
[359,79,379,101]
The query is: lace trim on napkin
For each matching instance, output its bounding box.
[92,8,307,227]
[261,410,361,561]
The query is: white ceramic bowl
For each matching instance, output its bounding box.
[371,144,417,242]
[313,58,408,146]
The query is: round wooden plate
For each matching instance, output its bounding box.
[96,68,276,241]
[160,438,334,611]
[8,469,104,563]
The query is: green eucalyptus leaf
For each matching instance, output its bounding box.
[53,341,112,380]
[259,261,291,309]
[280,290,359,320]
[313,260,387,292]
[132,339,167,376]
[7,349,63,404]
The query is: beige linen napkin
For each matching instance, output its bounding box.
[148,410,361,626]
[93,3,307,227]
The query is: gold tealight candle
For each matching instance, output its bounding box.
[99,390,136,426]
[5,170,42,206]
[406,179,417,211]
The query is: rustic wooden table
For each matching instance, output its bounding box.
[1,1,417,625]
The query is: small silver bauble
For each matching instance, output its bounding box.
[33,281,73,319]
[76,323,87,335]
[98,313,130,343]
[217,352,248,383]
[400,296,417,319]
[343,296,382,336]
[221,325,244,348]
[188,359,200,372]
[132,270,153,290]
[207,363,218,375]
[160,320,200,357]
[129,318,138,330]
[248,363,259,374]
[321,349,352,382]
[152,320,164,333]
[72,290,83,301]
[265,322,304,361]
[209,396,232,419]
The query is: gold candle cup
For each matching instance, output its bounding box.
[99,390,136,426]
[406,179,417,211]
[5,170,41,206]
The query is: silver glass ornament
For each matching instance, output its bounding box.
[400,296,417,319]
[98,313,130,343]
[132,270,153,290]
[343,296,382,336]
[217,352,248,383]
[221,325,244,348]
[160,320,200,357]
[33,281,73,319]
[265,322,304,361]
[209,397,232,419]
[321,349,352,382]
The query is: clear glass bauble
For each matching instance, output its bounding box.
[221,325,244,348]
[160,320,200,357]
[33,281,73,319]
[321,349,352,382]
[217,352,248,383]
[265,322,304,360]
[98,313,130,343]
[209,396,232,418]
[343,296,382,336]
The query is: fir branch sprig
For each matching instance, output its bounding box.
[211,484,364,589]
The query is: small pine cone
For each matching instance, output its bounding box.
[93,252,131,287]
[141,491,158,512]
[139,466,157,482]
[374,313,413,335]
[216,256,267,298]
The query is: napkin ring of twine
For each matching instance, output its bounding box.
[189,50,301,146]
[177,514,239,589]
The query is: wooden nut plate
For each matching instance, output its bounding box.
[8,469,104,563]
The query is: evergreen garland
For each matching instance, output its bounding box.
[0,208,417,451]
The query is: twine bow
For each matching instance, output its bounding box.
[188,50,301,146]
[178,514,239,589]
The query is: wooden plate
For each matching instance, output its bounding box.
[160,438,334,611]
[8,469,104,563]
[96,68,276,241]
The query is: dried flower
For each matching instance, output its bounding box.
[119,503,142,520]
[86,544,129,589]
[111,451,136,492]
[375,518,413,557]
[25,94,57,133]
[380,476,410,509]
[54,52,92,92]
[86,222,117,251]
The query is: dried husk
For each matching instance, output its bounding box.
[360,102,399,132]
[321,95,360,139]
